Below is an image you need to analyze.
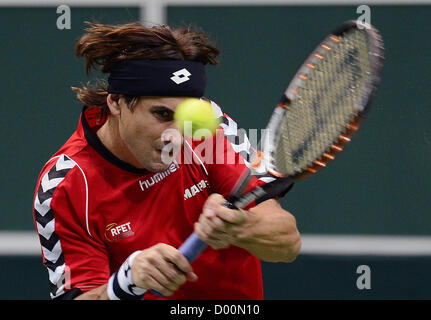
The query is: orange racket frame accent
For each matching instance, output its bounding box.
[268,23,382,181]
[296,115,363,180]
[265,20,383,186]
[266,106,364,180]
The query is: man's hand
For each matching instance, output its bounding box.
[194,194,301,263]
[131,243,198,296]
[194,194,250,249]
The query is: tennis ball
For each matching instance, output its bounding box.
[174,99,220,139]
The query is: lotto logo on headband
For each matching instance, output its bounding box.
[108,60,206,97]
[170,68,191,84]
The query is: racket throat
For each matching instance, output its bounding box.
[232,187,267,209]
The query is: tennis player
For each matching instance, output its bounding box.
[32,22,301,300]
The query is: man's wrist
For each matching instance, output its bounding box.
[107,250,147,300]
[231,208,259,245]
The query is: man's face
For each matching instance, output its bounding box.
[116,96,185,172]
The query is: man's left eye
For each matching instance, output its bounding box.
[154,109,173,121]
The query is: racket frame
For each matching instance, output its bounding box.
[263,19,385,181]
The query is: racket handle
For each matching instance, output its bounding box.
[150,233,207,297]
[149,201,241,297]
[177,200,235,263]
[179,232,208,262]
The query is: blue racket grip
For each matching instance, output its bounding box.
[150,233,207,297]
[178,201,236,262]
[150,201,235,297]
[178,232,208,262]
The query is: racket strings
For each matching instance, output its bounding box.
[275,28,371,176]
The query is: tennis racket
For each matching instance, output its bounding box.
[153,19,384,295]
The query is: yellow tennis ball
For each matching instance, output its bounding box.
[174,99,220,139]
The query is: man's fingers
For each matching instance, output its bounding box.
[155,244,199,285]
[216,207,247,225]
[157,260,187,287]
[146,275,174,296]
[159,245,193,274]
[132,262,175,296]
[132,244,197,296]
[148,264,179,293]
[194,221,232,249]
[203,194,247,225]
[205,215,230,232]
[186,271,198,282]
[197,217,233,241]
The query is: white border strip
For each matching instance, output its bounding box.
[163,0,431,4]
[1,0,430,26]
[0,0,430,5]
[301,234,431,256]
[0,232,42,256]
[2,231,431,256]
[0,0,141,5]
[143,0,431,25]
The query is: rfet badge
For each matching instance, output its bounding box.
[105,222,134,242]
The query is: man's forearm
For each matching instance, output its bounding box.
[232,199,301,263]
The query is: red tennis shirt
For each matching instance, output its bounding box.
[33,102,267,300]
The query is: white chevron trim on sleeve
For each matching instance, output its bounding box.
[42,240,63,264]
[36,220,55,240]
[40,174,64,193]
[34,197,52,217]
[34,154,78,299]
[230,138,251,154]
[56,155,77,171]
[209,100,224,118]
[220,116,238,136]
[47,264,67,298]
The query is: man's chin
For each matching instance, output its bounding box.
[150,163,171,172]
[140,149,177,172]
[144,159,173,172]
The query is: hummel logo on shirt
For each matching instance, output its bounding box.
[170,68,191,84]
[139,160,180,191]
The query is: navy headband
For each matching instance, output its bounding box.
[107,59,206,97]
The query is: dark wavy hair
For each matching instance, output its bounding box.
[72,22,220,112]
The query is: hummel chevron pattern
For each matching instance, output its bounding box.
[209,101,274,182]
[34,155,76,298]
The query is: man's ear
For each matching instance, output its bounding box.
[107,94,122,116]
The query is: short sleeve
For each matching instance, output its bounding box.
[188,127,264,209]
[204,100,293,201]
[206,130,264,199]
[33,154,109,299]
